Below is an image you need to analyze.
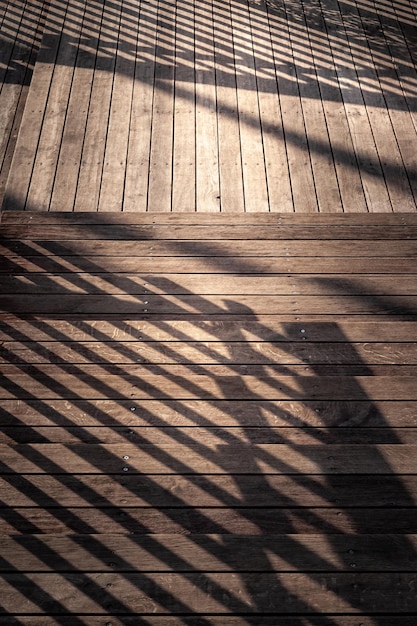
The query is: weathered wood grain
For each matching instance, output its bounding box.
[147,0,176,213]
[1,506,416,535]
[1,368,416,399]
[3,212,417,225]
[2,473,416,508]
[214,0,245,212]
[4,223,417,239]
[2,255,417,274]
[1,425,415,445]
[1,572,416,613]
[123,0,158,212]
[1,340,417,366]
[1,293,416,315]
[0,318,416,343]
[1,534,416,571]
[1,397,416,427]
[1,443,417,474]
[2,274,417,295]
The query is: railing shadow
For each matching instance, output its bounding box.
[1,0,417,106]
[0,217,417,622]
[2,0,417,212]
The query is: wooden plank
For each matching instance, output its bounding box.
[2,473,417,507]
[2,255,417,275]
[147,0,176,212]
[98,0,138,212]
[213,0,245,212]
[0,358,417,379]
[1,572,417,613]
[248,0,293,212]
[1,293,416,315]
[1,534,416,571]
[231,0,269,212]
[3,223,417,239]
[171,0,196,212]
[0,318,416,344]
[73,0,119,212]
[3,211,417,225]
[1,443,417,474]
[123,0,157,212]
[1,369,416,399]
[1,398,416,428]
[1,237,417,257]
[2,340,417,366]
[2,274,417,295]
[1,425,416,445]
[0,362,414,378]
[195,0,220,212]
[2,507,417,535]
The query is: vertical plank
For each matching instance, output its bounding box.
[231,0,269,212]
[249,2,293,213]
[98,0,139,212]
[49,2,104,212]
[172,0,196,212]
[213,0,245,213]
[73,0,120,212]
[195,0,220,212]
[123,0,158,212]
[268,2,318,213]
[147,0,176,212]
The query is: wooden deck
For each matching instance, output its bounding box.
[1,211,417,623]
[1,0,417,212]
